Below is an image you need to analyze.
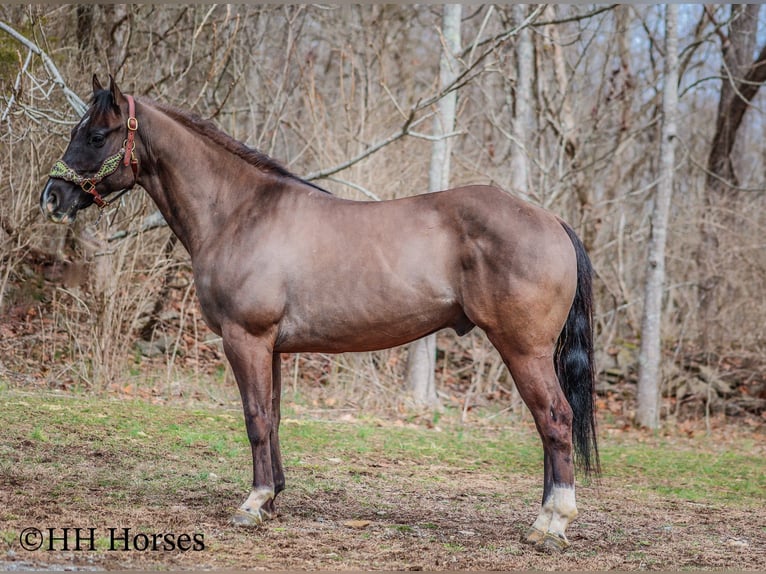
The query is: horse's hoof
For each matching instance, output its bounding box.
[523,527,546,545]
[231,488,276,526]
[230,508,267,527]
[535,532,571,553]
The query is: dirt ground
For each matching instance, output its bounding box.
[2,434,764,571]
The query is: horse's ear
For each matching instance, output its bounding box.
[108,74,127,109]
[92,74,103,94]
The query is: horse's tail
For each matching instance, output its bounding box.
[555,221,600,477]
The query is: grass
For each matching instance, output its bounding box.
[1,388,764,570]
[599,430,766,503]
[0,389,763,511]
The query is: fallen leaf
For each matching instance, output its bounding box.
[343,520,371,529]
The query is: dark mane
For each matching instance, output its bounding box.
[93,90,329,194]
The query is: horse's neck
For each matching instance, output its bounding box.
[136,103,261,258]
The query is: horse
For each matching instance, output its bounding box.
[40,75,599,552]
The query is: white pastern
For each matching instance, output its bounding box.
[547,484,578,539]
[239,487,275,516]
[530,491,555,534]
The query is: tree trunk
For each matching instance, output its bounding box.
[406,4,461,408]
[103,4,132,76]
[705,5,762,195]
[509,3,534,202]
[636,3,678,430]
[76,6,94,52]
[698,5,766,350]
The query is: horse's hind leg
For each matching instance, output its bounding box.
[489,338,578,551]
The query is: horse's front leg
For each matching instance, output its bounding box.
[222,324,277,526]
[262,352,285,518]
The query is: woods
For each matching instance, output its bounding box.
[1,4,765,426]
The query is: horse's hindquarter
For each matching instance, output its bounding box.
[449,186,578,351]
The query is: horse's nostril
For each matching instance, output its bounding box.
[41,183,60,216]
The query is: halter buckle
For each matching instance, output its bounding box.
[127,117,138,131]
[81,179,96,194]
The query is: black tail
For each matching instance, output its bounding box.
[555,221,600,477]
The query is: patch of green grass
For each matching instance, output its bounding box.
[0,530,17,545]
[280,415,540,479]
[0,389,762,513]
[29,425,48,442]
[599,435,765,503]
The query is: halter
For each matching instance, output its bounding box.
[49,95,139,210]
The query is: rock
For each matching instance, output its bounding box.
[136,339,163,358]
[135,335,176,357]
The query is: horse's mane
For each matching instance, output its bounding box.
[92,90,329,194]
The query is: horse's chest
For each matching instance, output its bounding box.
[193,265,284,334]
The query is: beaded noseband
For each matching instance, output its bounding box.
[49,94,139,209]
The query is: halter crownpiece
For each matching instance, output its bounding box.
[49,94,139,209]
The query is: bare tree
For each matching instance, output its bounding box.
[509,4,534,202]
[636,3,679,429]
[103,4,132,77]
[406,4,462,408]
[705,5,764,196]
[698,5,766,349]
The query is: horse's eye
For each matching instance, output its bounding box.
[89,133,105,147]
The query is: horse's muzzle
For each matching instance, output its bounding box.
[40,179,77,224]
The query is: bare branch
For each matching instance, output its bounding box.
[326,177,381,201]
[531,4,617,28]
[459,4,614,60]
[304,109,432,181]
[0,20,87,116]
[1,48,32,122]
[678,136,766,194]
[409,129,463,142]
[304,122,411,181]
[107,210,168,243]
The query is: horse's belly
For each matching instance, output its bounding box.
[274,298,468,353]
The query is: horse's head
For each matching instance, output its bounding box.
[41,75,138,223]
